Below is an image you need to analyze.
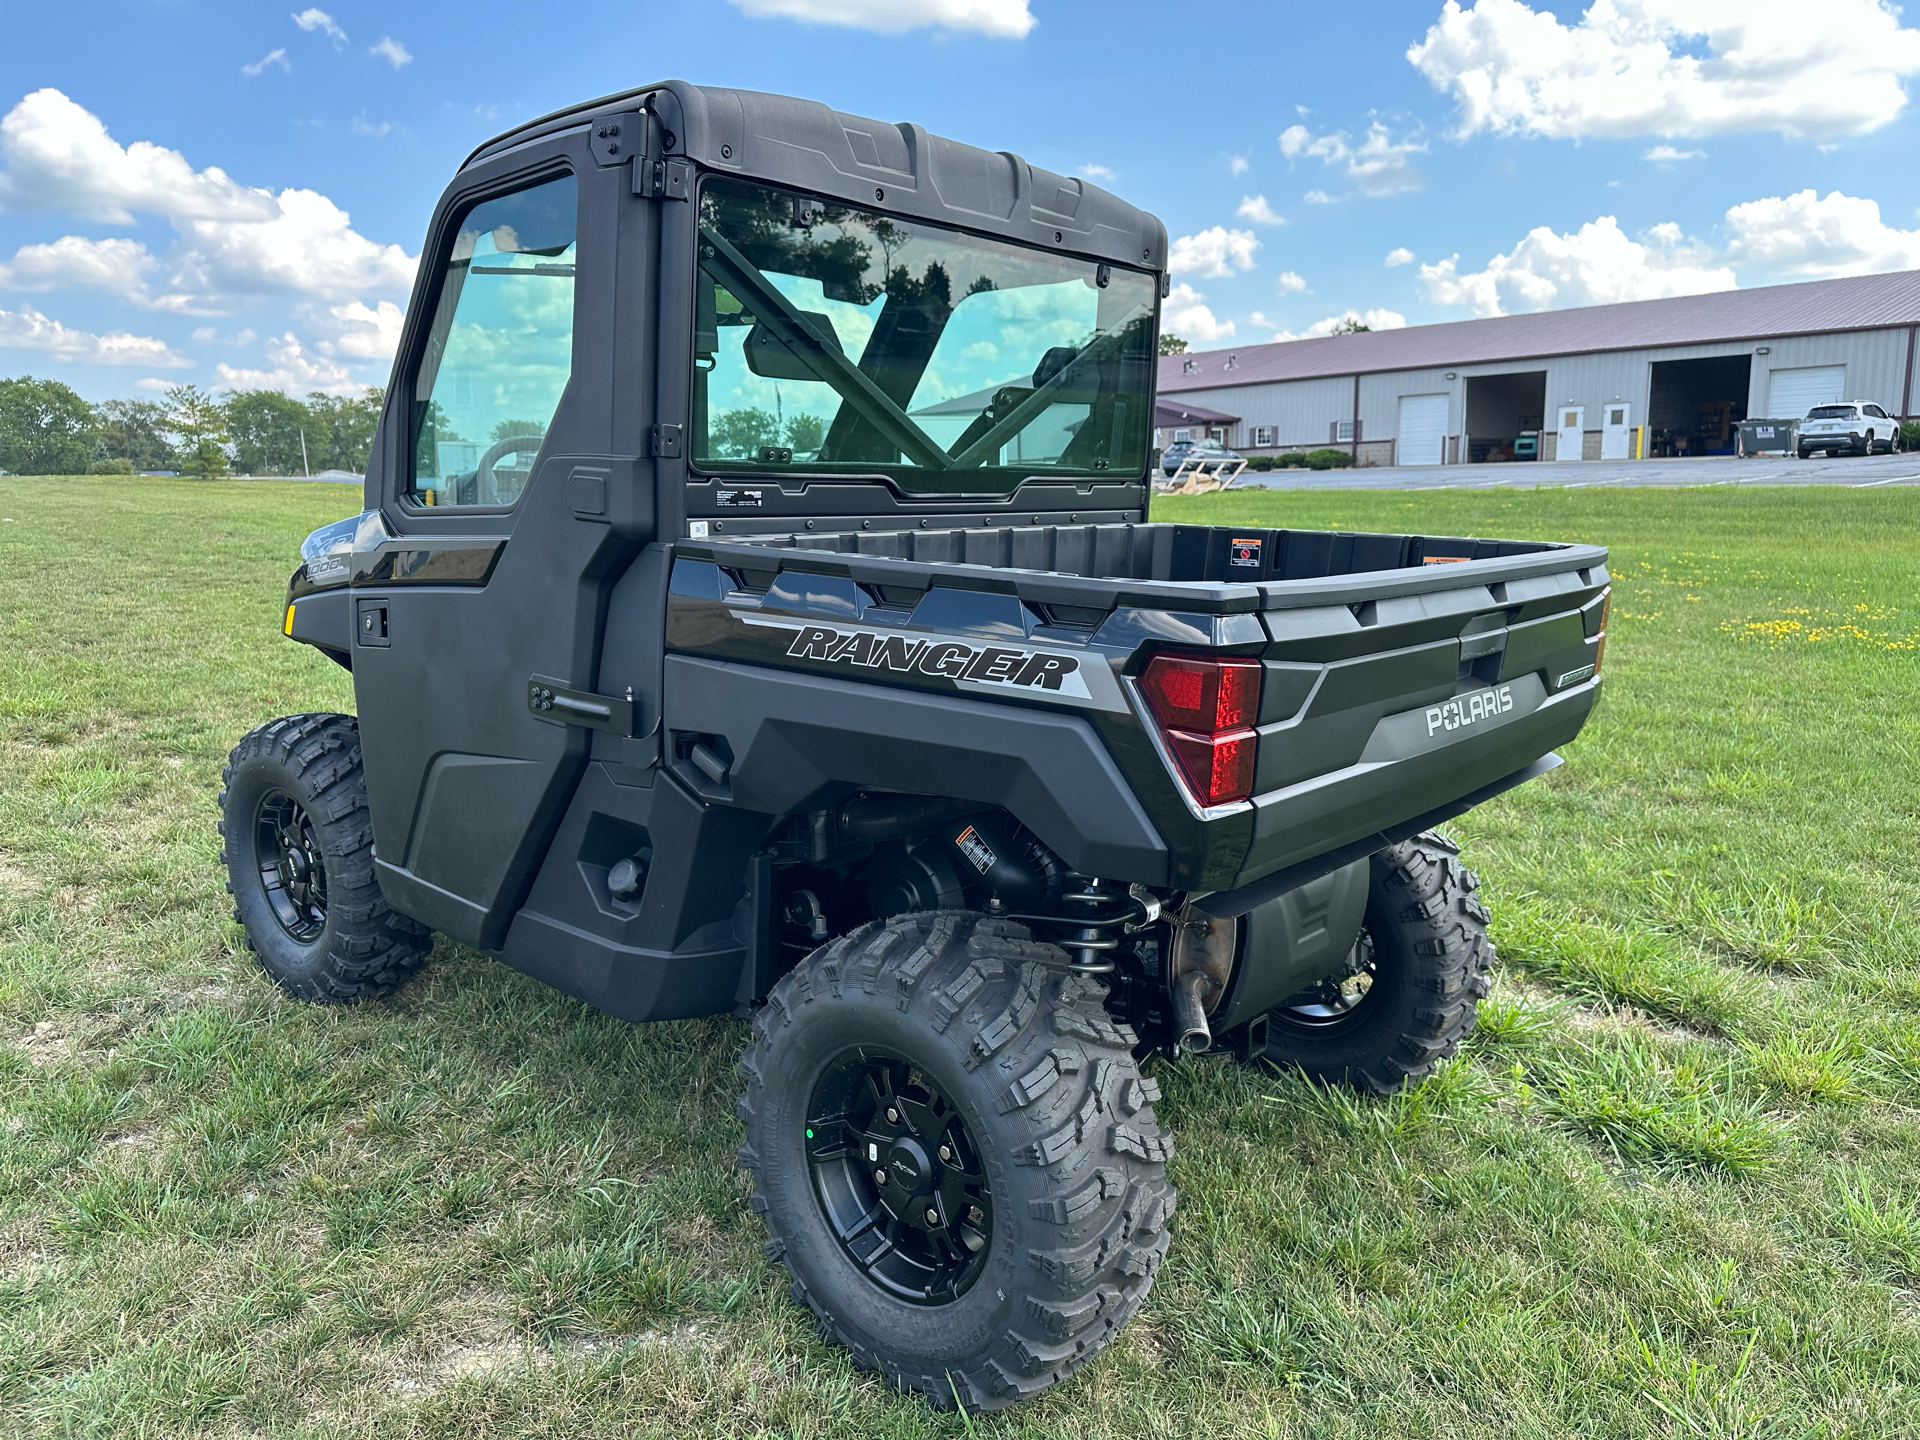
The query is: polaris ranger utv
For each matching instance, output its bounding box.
[221,80,1608,1411]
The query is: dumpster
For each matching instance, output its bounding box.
[1737,419,1797,456]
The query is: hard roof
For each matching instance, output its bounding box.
[1159,269,1920,393]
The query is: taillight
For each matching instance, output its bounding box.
[1139,652,1261,806]
[1594,590,1610,676]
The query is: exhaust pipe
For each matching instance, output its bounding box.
[1171,968,1213,1054]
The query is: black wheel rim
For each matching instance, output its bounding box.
[1272,926,1379,1032]
[254,789,327,943]
[805,1048,992,1306]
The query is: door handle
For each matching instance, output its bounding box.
[527,676,636,735]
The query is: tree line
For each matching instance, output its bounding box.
[0,374,384,478]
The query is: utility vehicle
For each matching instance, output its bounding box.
[222,80,1609,1412]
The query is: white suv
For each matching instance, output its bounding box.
[1798,400,1899,458]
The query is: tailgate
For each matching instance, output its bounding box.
[1227,558,1607,889]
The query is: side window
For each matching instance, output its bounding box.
[408,173,577,507]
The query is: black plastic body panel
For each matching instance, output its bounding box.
[661,654,1168,884]
[1214,856,1371,1032]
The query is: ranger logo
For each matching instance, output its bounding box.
[778,623,1089,696]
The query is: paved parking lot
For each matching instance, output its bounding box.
[1236,451,1920,491]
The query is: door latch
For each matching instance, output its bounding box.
[635,157,690,201]
[527,676,636,735]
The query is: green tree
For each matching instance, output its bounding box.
[784,412,825,453]
[709,406,783,458]
[92,399,177,472]
[224,389,314,475]
[304,387,384,473]
[1329,318,1371,334]
[165,384,233,478]
[0,375,94,474]
[1157,334,1189,356]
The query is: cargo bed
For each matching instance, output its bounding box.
[665,521,1609,895]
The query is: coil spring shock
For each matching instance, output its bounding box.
[1059,877,1133,974]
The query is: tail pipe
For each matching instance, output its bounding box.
[1171,969,1213,1054]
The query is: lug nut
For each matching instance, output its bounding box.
[885,1107,899,1124]
[938,1144,953,1163]
[925,1207,941,1226]
[874,1168,888,1186]
[968,1205,984,1224]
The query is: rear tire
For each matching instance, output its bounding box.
[218,713,431,1002]
[737,912,1175,1412]
[1257,832,1493,1095]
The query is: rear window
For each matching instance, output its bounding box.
[1806,405,1856,419]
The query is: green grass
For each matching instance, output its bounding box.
[3,476,1920,1436]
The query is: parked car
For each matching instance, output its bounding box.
[1160,438,1241,476]
[1798,401,1900,457]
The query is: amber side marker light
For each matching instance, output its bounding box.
[1138,652,1261,807]
[283,603,296,637]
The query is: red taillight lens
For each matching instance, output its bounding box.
[1139,652,1262,807]
[1140,653,1260,732]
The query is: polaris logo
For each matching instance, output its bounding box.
[1426,684,1514,736]
[774,622,1090,697]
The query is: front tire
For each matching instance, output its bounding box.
[218,713,431,1002]
[1257,832,1493,1094]
[737,912,1175,1412]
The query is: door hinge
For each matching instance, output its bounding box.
[650,424,683,459]
[528,676,636,735]
[589,112,642,167]
[635,157,690,201]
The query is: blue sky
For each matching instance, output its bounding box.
[4,0,1920,401]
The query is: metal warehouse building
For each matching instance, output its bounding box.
[1156,269,1920,467]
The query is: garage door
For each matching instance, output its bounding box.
[1397,393,1449,466]
[1767,365,1845,419]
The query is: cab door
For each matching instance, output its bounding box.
[350,132,657,949]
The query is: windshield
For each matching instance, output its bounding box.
[1806,405,1856,419]
[693,177,1157,494]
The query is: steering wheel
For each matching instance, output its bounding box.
[474,434,545,504]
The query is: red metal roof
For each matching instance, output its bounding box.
[1159,269,1920,392]
[1155,398,1239,426]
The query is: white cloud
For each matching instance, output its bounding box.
[726,0,1036,37]
[1275,270,1308,292]
[1162,282,1234,343]
[1309,308,1407,336]
[1229,155,1250,176]
[315,298,405,360]
[1077,162,1114,181]
[1236,194,1285,226]
[1723,188,1920,279]
[1644,144,1703,161]
[1170,226,1260,279]
[1258,308,1411,343]
[370,37,412,68]
[0,235,156,300]
[0,303,188,366]
[1419,214,1735,316]
[351,116,393,138]
[1303,189,1335,205]
[292,8,347,43]
[1384,246,1416,266]
[214,330,359,395]
[242,48,290,77]
[1409,0,1920,142]
[1248,310,1277,329]
[0,90,416,314]
[1279,121,1425,196]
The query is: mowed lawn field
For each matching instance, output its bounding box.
[2,476,1918,1439]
